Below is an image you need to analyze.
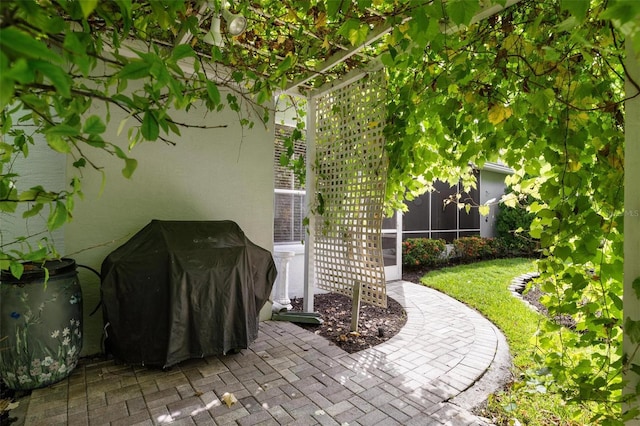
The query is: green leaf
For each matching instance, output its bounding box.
[601,1,640,23]
[35,193,56,205]
[47,124,80,137]
[633,277,640,299]
[122,158,137,179]
[256,87,271,105]
[0,78,15,109]
[22,247,48,262]
[63,31,86,54]
[83,115,106,135]
[231,71,244,83]
[18,187,44,201]
[447,0,480,26]
[23,203,44,219]
[479,204,490,216]
[47,201,68,230]
[326,0,345,18]
[0,201,17,213]
[338,19,361,45]
[141,110,159,141]
[609,291,623,311]
[113,145,128,160]
[625,317,640,344]
[79,0,99,18]
[530,88,555,114]
[348,25,369,46]
[206,81,221,105]
[529,222,542,239]
[317,192,325,215]
[556,16,578,32]
[555,245,572,261]
[45,134,71,153]
[171,44,195,62]
[9,262,23,280]
[276,55,294,74]
[0,28,61,63]
[118,61,151,80]
[31,61,72,98]
[561,0,590,22]
[63,32,92,76]
[84,135,105,148]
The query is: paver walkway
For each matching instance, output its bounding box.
[19,281,508,425]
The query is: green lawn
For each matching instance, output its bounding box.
[419,258,585,425]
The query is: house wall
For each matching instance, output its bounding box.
[61,88,274,356]
[479,170,509,237]
[0,118,66,255]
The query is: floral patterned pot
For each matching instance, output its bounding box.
[0,258,82,390]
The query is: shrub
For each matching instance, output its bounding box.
[453,236,504,260]
[495,200,537,255]
[402,238,447,267]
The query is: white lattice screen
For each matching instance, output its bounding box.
[312,69,388,307]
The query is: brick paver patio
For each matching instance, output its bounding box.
[19,281,507,425]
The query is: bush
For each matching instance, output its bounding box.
[402,238,447,267]
[495,200,537,255]
[453,236,504,260]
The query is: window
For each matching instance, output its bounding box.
[274,125,305,244]
[403,172,481,243]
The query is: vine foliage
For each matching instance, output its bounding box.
[380,0,640,422]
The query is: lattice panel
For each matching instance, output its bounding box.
[312,69,388,307]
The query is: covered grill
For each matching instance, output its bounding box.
[101,220,276,367]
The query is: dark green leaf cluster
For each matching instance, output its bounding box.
[402,237,447,267]
[453,236,505,261]
[402,236,507,267]
[495,197,537,255]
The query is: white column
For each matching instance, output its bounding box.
[303,95,317,313]
[624,42,640,424]
[272,250,295,312]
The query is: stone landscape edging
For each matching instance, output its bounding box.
[508,272,541,312]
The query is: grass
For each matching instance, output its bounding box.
[419,257,586,425]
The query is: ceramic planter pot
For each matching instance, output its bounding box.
[0,258,82,390]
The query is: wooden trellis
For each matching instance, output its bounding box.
[311,68,388,311]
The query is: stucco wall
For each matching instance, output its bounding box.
[61,91,274,356]
[479,170,508,238]
[0,113,66,255]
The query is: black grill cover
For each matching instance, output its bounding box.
[100,220,276,367]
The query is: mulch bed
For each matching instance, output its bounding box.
[290,293,407,354]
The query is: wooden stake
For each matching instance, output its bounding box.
[351,281,361,332]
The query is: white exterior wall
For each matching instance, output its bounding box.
[0,116,66,255]
[60,87,274,355]
[479,169,509,238]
